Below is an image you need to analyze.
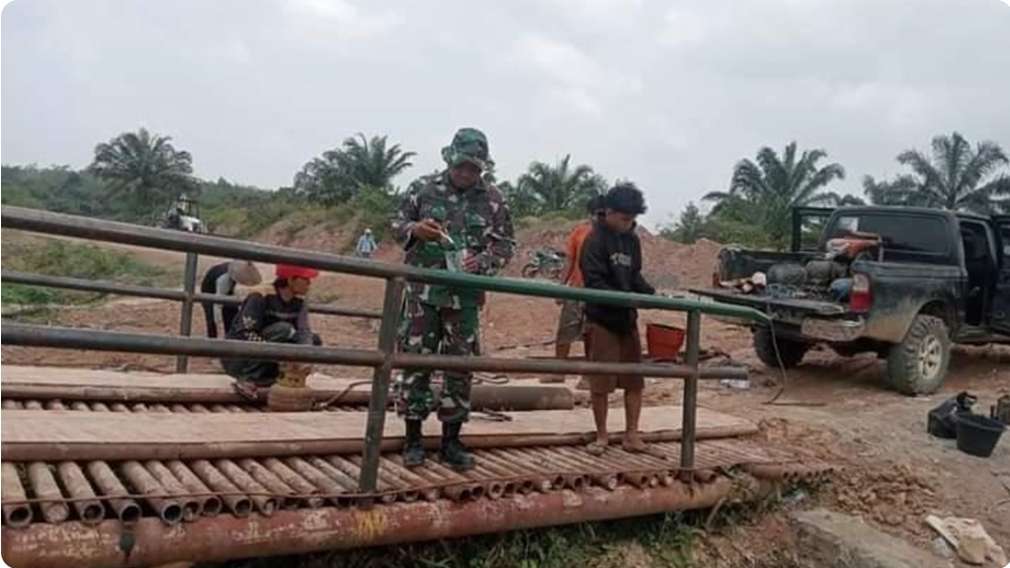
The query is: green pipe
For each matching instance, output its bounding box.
[2,206,767,323]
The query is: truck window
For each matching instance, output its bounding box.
[827,214,950,257]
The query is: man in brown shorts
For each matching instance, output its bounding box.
[578,183,655,455]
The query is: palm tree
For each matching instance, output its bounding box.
[661,201,706,244]
[339,133,415,190]
[704,142,845,249]
[864,132,1010,214]
[498,180,540,219]
[516,155,608,216]
[89,128,196,209]
[294,133,415,205]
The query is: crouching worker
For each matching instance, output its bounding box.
[222,264,322,400]
[580,183,656,456]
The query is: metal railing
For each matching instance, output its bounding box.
[1,206,767,492]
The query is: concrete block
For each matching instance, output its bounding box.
[791,509,951,568]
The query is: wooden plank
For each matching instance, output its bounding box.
[0,366,574,410]
[1,407,756,462]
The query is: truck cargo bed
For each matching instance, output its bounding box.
[692,288,848,317]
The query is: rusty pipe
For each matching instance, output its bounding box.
[421,460,484,502]
[143,461,201,521]
[28,463,69,524]
[213,459,276,516]
[374,458,439,502]
[456,452,517,496]
[2,383,574,413]
[237,459,297,510]
[312,457,367,494]
[2,463,32,528]
[521,448,592,491]
[283,458,351,507]
[165,461,222,517]
[343,455,417,503]
[55,462,105,525]
[261,458,324,509]
[189,460,251,518]
[85,462,141,525]
[0,476,778,568]
[322,456,397,504]
[478,451,545,493]
[120,461,183,525]
[494,448,560,491]
[551,448,619,491]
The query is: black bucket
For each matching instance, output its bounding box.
[955,414,1006,458]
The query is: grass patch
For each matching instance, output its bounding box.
[1,235,175,309]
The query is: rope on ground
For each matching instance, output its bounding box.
[762,299,825,407]
[315,380,374,409]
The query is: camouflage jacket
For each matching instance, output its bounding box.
[391,172,515,308]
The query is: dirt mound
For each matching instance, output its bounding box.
[506,219,722,290]
[252,213,722,289]
[254,214,403,263]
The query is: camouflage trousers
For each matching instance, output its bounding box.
[395,298,479,424]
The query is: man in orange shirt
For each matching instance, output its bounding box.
[542,195,604,384]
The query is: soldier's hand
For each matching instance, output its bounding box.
[411,219,444,242]
[462,252,482,274]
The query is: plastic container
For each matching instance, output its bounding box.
[646,324,685,361]
[955,414,1006,458]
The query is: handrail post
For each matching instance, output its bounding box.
[679,309,701,476]
[176,252,199,372]
[359,277,405,493]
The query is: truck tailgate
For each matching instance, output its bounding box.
[691,288,847,317]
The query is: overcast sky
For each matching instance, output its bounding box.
[3,0,1009,226]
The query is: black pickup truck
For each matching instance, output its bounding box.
[695,206,1010,395]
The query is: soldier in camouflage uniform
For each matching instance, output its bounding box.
[391,128,515,471]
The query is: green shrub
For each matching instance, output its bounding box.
[1,236,172,306]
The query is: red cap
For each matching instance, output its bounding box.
[275,264,320,280]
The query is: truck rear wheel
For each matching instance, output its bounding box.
[753,327,809,369]
[885,315,950,395]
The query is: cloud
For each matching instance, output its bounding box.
[2,0,1008,226]
[282,0,399,45]
[507,34,643,117]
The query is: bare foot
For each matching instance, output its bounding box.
[586,437,608,456]
[622,435,666,459]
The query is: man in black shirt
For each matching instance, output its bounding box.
[222,264,321,399]
[579,183,656,456]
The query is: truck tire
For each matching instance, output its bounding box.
[885,315,950,395]
[753,327,809,369]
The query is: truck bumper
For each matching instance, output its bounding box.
[801,318,865,342]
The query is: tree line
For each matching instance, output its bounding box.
[663,132,1009,249]
[3,128,1007,250]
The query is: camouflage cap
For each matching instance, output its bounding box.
[441,127,493,171]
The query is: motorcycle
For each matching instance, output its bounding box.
[521,247,566,281]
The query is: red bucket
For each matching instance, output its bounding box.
[646,324,685,360]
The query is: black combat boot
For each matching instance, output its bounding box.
[402,420,426,468]
[439,422,475,471]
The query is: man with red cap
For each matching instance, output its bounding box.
[222,264,322,399]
